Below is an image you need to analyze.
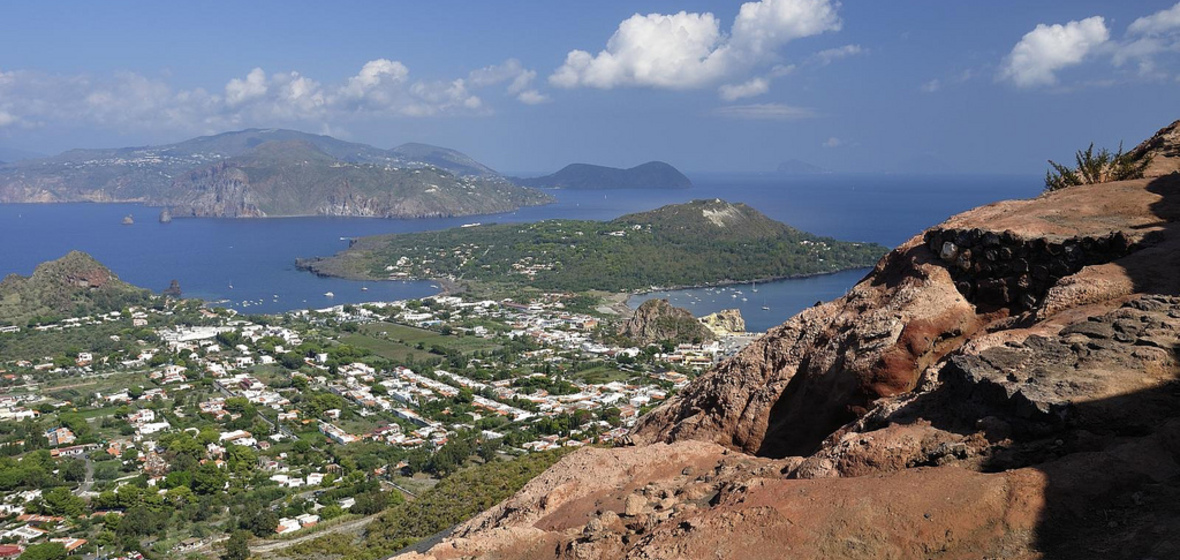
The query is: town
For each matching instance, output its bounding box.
[0,291,755,560]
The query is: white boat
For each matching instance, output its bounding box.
[762,306,771,311]
[324,292,335,297]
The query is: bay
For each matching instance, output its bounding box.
[0,173,1041,319]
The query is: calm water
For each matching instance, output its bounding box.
[627,269,872,333]
[0,174,1040,318]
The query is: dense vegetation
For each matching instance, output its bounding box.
[285,448,571,560]
[1045,142,1150,191]
[304,199,887,292]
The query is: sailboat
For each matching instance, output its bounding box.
[752,279,758,293]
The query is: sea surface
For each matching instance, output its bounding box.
[0,174,1040,324]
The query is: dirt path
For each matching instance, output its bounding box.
[251,515,376,554]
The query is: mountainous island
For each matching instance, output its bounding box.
[297,198,887,292]
[390,120,1180,559]
[0,129,552,218]
[515,161,692,190]
[0,251,152,326]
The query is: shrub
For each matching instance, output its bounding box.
[1045,142,1150,191]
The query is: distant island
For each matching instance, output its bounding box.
[777,159,831,175]
[298,199,887,293]
[515,161,692,190]
[0,129,552,219]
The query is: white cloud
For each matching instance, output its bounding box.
[999,16,1110,88]
[712,103,816,120]
[920,78,942,93]
[729,0,842,56]
[550,0,841,90]
[466,59,548,103]
[811,44,863,65]
[516,90,550,105]
[1129,2,1180,36]
[0,58,546,135]
[719,77,770,101]
[822,136,842,147]
[1117,3,1180,76]
[225,68,269,106]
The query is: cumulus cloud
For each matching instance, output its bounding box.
[999,16,1110,88]
[0,58,545,135]
[1118,3,1180,75]
[998,4,1180,88]
[1129,3,1180,36]
[822,136,842,147]
[550,0,842,91]
[515,90,550,104]
[719,77,770,101]
[712,103,816,120]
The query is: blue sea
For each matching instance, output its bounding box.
[0,174,1040,327]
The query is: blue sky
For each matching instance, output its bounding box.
[1,1,1178,174]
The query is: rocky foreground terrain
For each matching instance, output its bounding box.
[392,121,1180,559]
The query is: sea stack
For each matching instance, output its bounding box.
[162,279,182,298]
[159,208,172,223]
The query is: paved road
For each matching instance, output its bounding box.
[75,455,95,495]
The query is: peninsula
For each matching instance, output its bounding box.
[297,198,887,293]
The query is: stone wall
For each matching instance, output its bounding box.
[924,228,1136,313]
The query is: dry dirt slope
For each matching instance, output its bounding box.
[393,120,1180,560]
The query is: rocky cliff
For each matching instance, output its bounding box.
[391,122,1180,559]
[699,308,745,336]
[620,299,716,345]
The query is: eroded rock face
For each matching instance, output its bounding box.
[698,308,745,336]
[392,129,1180,560]
[619,299,715,345]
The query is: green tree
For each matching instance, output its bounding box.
[41,487,85,517]
[19,543,66,560]
[222,530,251,560]
[192,462,228,495]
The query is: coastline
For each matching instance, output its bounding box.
[622,266,876,299]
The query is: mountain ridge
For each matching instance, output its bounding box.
[0,129,553,218]
[515,161,691,190]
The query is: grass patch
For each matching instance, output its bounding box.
[343,323,499,363]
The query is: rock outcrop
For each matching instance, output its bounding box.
[0,251,152,324]
[698,308,745,336]
[619,299,715,345]
[393,123,1180,559]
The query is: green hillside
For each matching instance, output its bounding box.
[0,251,153,326]
[300,199,887,292]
